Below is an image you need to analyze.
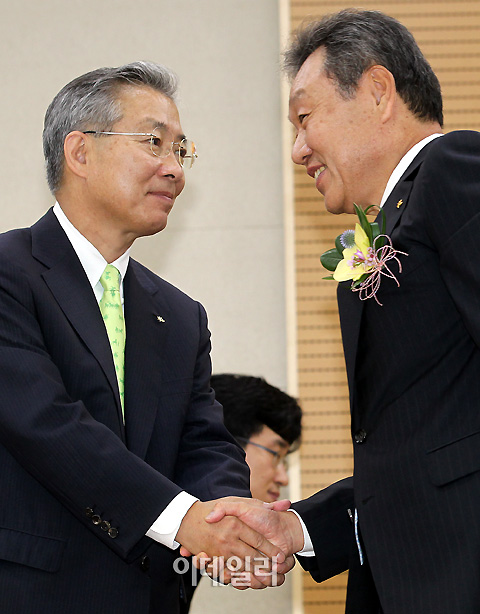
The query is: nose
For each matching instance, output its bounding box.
[275,462,289,487]
[291,131,311,166]
[157,149,185,181]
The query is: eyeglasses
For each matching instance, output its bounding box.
[236,437,289,469]
[83,128,198,169]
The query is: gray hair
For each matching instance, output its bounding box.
[283,9,443,126]
[43,61,178,193]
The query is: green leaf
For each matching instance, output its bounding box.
[351,273,369,287]
[354,203,373,246]
[370,222,385,249]
[380,207,386,235]
[334,233,345,254]
[320,248,343,272]
[322,274,335,280]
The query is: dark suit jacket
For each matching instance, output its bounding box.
[0,209,250,614]
[293,131,480,613]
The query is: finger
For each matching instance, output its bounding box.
[274,554,296,575]
[205,557,230,584]
[238,523,286,562]
[231,572,268,590]
[192,553,211,571]
[205,498,273,524]
[204,515,285,564]
[265,499,291,512]
[179,546,192,557]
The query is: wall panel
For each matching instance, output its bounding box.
[287,1,480,612]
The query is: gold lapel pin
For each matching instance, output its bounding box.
[156,316,166,323]
[396,199,403,209]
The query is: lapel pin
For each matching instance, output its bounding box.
[156,316,166,323]
[396,199,403,209]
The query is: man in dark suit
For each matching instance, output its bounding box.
[0,61,286,614]
[204,9,480,613]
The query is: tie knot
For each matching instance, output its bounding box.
[100,264,121,293]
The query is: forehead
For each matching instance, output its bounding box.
[255,425,289,449]
[288,48,328,115]
[116,85,183,135]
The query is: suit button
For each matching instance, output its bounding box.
[100,520,111,532]
[91,514,102,525]
[354,429,367,444]
[140,556,150,572]
[85,507,94,518]
[108,527,118,539]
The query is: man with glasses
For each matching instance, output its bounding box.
[0,62,286,614]
[180,373,302,613]
[214,374,302,504]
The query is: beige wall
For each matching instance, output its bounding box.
[1,0,292,612]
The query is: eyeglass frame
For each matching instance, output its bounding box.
[236,437,289,469]
[82,130,198,168]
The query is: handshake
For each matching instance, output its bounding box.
[175,497,306,589]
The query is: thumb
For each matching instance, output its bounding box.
[205,507,226,523]
[264,499,291,512]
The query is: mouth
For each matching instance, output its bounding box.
[148,191,175,207]
[149,190,174,199]
[313,164,327,193]
[267,490,280,502]
[314,165,326,180]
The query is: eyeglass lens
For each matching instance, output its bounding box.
[149,127,196,169]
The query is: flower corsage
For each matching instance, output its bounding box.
[320,204,407,305]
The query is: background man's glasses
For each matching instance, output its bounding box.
[236,437,289,469]
[83,129,197,169]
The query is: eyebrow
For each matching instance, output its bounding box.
[289,88,306,104]
[273,437,289,450]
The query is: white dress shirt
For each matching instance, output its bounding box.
[53,202,197,549]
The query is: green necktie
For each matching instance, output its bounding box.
[99,264,125,418]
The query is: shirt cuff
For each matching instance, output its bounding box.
[146,491,198,550]
[287,508,315,557]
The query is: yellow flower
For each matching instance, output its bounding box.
[333,224,375,282]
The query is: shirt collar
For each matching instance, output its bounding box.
[53,202,130,293]
[380,133,443,207]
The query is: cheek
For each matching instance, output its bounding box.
[246,451,271,478]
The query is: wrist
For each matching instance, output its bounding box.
[283,510,305,554]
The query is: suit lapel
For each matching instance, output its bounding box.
[379,142,432,236]
[338,143,432,407]
[337,281,364,404]
[31,210,125,434]
[123,262,170,458]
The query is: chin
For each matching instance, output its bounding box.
[323,194,354,215]
[139,218,169,238]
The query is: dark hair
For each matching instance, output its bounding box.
[43,61,178,193]
[211,374,302,450]
[283,8,443,126]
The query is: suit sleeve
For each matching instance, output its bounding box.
[291,477,354,582]
[172,301,250,500]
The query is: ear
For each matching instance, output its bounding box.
[63,131,89,180]
[366,65,396,122]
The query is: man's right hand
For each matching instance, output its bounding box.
[175,499,286,583]
[202,496,305,557]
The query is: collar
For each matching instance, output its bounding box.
[53,202,130,301]
[380,133,443,207]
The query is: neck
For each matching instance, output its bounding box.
[367,119,442,207]
[56,192,134,263]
